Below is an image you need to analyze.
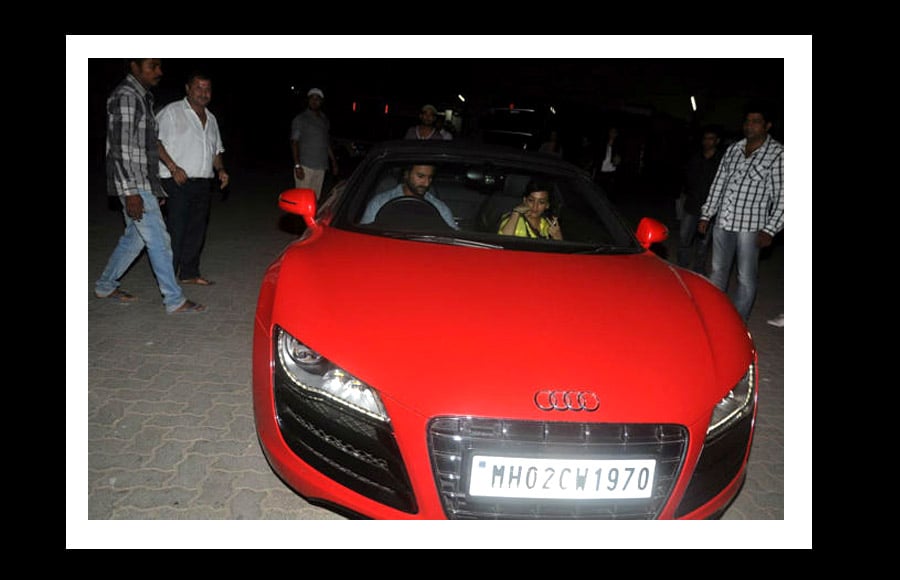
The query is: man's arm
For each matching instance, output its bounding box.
[213,153,229,189]
[290,139,300,166]
[360,191,391,224]
[328,144,339,176]
[426,194,460,230]
[700,150,731,219]
[290,115,305,179]
[290,139,304,181]
[697,146,734,234]
[107,91,144,197]
[157,141,186,185]
[763,150,784,237]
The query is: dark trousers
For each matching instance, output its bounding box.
[162,178,212,280]
[677,211,711,274]
[596,171,617,200]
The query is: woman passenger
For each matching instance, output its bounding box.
[498,180,563,240]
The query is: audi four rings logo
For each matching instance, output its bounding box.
[534,390,601,412]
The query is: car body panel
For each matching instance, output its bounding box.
[269,228,749,423]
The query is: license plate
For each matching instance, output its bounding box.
[468,455,656,499]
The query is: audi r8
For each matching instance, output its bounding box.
[253,140,758,519]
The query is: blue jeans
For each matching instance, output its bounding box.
[677,212,711,274]
[708,227,760,322]
[95,190,186,312]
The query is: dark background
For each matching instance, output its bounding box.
[87,57,784,197]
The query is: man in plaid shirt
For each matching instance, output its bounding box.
[698,103,783,322]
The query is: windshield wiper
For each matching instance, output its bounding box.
[384,232,504,249]
[571,245,639,254]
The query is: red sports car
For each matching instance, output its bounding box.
[253,140,757,519]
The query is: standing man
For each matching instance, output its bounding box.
[677,126,723,274]
[94,58,205,314]
[699,103,784,322]
[157,70,229,287]
[291,88,338,200]
[404,104,444,140]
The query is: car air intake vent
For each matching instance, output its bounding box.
[428,417,687,519]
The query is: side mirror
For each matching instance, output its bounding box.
[278,188,318,229]
[635,217,668,249]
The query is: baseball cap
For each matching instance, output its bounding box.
[421,104,438,114]
[307,88,324,99]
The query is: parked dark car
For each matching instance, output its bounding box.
[479,106,548,151]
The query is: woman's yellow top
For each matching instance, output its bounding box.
[498,213,552,239]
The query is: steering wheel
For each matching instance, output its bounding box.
[373,196,453,231]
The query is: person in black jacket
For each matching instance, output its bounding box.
[676,126,723,274]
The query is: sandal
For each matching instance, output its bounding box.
[95,288,138,303]
[169,300,207,314]
[181,277,215,286]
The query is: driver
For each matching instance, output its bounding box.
[360,164,459,229]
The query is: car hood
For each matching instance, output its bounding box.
[273,229,753,424]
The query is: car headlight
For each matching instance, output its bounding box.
[276,327,389,422]
[705,363,756,442]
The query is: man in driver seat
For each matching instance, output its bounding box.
[360,164,459,230]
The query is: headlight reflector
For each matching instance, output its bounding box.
[706,364,755,442]
[276,327,388,422]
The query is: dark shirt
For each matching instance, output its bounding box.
[290,109,331,169]
[682,149,723,215]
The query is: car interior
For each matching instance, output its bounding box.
[348,160,632,251]
[361,164,553,233]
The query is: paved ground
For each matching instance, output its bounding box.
[72,162,798,547]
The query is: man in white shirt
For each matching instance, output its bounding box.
[157,71,229,286]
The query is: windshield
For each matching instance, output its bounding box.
[335,156,641,255]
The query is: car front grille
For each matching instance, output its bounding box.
[428,417,687,519]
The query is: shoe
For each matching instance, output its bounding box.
[168,300,207,314]
[767,313,784,328]
[181,277,215,286]
[94,288,138,303]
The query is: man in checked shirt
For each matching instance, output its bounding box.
[698,102,784,322]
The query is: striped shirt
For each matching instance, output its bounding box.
[105,74,165,198]
[701,135,784,235]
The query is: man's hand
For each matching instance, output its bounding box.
[125,195,145,221]
[697,218,709,235]
[294,166,305,180]
[172,166,188,185]
[757,231,774,248]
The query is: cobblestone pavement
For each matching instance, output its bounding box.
[72,163,804,548]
